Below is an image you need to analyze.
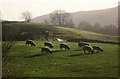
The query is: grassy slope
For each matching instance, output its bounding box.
[56,27,119,42]
[13,23,119,42]
[3,41,119,77]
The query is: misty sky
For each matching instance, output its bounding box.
[0,0,119,21]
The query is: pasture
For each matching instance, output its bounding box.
[2,41,119,77]
[3,22,119,42]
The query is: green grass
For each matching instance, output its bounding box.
[3,41,119,77]
[9,23,119,42]
[57,27,119,42]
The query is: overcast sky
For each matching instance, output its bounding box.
[0,0,119,21]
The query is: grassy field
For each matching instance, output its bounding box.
[57,27,119,42]
[7,23,119,42]
[2,41,119,77]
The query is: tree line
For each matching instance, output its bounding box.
[78,21,118,36]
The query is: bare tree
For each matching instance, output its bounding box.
[49,10,74,27]
[21,11,32,22]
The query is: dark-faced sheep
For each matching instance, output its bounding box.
[78,42,90,47]
[44,42,53,48]
[92,45,103,53]
[41,47,52,54]
[60,43,70,50]
[83,45,94,54]
[26,40,36,46]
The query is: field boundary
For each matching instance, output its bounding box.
[67,38,120,45]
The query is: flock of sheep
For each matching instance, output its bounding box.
[26,40,103,54]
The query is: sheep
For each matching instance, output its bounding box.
[26,40,36,46]
[92,45,103,53]
[83,45,94,54]
[78,42,90,47]
[60,43,70,50]
[44,42,53,48]
[41,47,52,54]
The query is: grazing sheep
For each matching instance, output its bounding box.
[83,45,94,54]
[60,43,70,50]
[92,45,103,53]
[26,40,36,46]
[44,42,53,48]
[78,42,90,47]
[41,47,52,54]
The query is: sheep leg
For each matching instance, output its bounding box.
[97,50,99,53]
[67,48,69,50]
[41,50,43,54]
[84,50,86,54]
[98,50,100,53]
[26,44,28,46]
[60,47,63,50]
[41,50,45,54]
[60,47,62,50]
[91,51,94,54]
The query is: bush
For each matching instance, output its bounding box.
[2,22,19,59]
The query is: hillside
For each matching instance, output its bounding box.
[32,7,118,27]
[56,27,118,42]
[9,23,119,42]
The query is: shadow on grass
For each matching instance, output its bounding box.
[24,50,66,58]
[24,54,45,58]
[24,50,65,58]
[68,53,84,57]
[52,50,66,53]
[68,52,95,57]
[24,49,89,58]
[74,49,82,51]
[52,49,82,53]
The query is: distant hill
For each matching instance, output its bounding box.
[31,7,118,27]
